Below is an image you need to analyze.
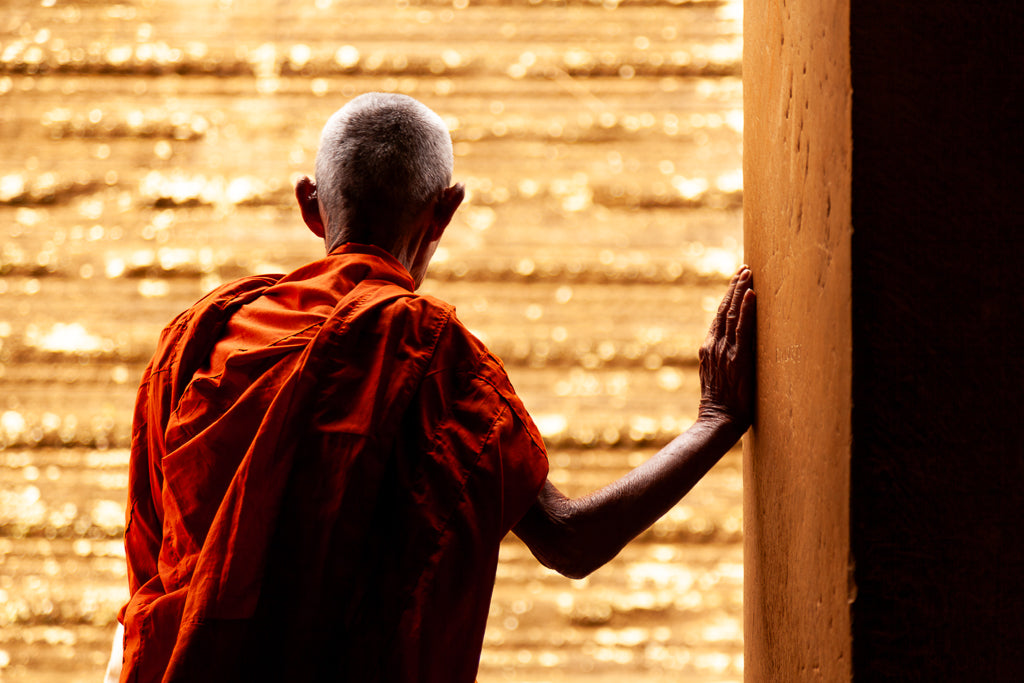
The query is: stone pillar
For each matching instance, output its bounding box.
[742,0,853,679]
[744,0,1024,680]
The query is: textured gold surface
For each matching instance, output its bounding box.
[0,1,743,679]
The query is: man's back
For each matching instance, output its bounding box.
[120,244,548,682]
[114,93,756,683]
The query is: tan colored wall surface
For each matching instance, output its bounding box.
[742,0,852,679]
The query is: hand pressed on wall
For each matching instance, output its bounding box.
[515,264,758,581]
[698,265,756,434]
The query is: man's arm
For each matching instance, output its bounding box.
[514,266,756,579]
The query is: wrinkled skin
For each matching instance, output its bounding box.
[699,265,756,432]
[516,265,757,578]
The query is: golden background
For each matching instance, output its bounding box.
[0,0,743,680]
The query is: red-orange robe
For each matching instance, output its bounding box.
[119,243,549,683]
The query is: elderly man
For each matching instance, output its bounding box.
[113,92,755,683]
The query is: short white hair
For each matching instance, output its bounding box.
[315,93,453,248]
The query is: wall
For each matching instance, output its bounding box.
[745,0,1024,679]
[742,0,853,679]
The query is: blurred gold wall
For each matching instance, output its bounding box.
[0,1,743,680]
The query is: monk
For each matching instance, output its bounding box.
[112,92,756,683]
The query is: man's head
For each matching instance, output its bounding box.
[296,93,464,287]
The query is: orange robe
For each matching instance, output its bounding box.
[120,243,548,682]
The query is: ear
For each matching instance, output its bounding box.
[295,176,325,239]
[430,183,465,240]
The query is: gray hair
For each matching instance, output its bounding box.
[315,93,454,249]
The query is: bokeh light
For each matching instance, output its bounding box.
[0,0,743,680]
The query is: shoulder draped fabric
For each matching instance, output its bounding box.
[119,243,549,683]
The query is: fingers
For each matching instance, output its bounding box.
[725,267,751,343]
[735,287,756,354]
[713,266,744,338]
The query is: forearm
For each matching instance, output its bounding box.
[516,416,744,578]
[517,265,756,579]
